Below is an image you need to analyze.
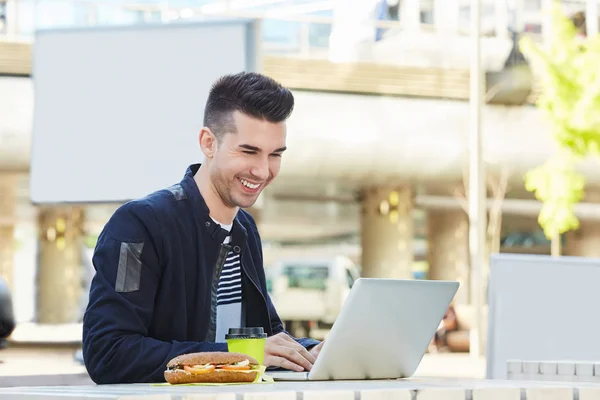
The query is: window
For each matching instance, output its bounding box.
[283,265,328,291]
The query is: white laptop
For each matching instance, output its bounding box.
[269,278,459,381]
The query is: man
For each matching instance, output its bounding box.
[83,72,323,384]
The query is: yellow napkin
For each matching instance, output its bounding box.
[153,366,274,386]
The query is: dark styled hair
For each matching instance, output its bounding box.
[203,72,294,140]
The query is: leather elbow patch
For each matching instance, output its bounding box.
[115,242,144,293]
[166,184,187,201]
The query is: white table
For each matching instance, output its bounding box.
[0,378,599,400]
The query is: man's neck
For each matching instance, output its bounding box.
[194,164,237,225]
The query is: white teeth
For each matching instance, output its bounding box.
[240,179,260,189]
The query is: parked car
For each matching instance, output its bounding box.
[266,256,360,338]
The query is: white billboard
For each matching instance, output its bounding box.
[30,18,260,204]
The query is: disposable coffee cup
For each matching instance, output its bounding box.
[226,327,267,365]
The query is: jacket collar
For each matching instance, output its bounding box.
[180,164,248,247]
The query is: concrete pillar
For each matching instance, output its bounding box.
[565,189,600,258]
[37,206,84,323]
[427,209,470,304]
[565,221,600,257]
[360,186,413,278]
[0,174,16,289]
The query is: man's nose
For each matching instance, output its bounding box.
[250,157,270,181]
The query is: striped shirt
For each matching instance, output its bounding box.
[217,250,242,306]
[214,222,243,342]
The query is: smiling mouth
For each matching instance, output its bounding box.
[238,178,262,191]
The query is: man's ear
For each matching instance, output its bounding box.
[199,127,217,159]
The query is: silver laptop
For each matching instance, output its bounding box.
[269,278,459,381]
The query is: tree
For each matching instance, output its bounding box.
[454,165,511,288]
[519,5,600,252]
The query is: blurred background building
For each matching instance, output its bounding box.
[1,0,600,347]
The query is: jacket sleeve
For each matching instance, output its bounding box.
[247,219,321,350]
[82,203,227,384]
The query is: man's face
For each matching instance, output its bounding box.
[209,111,287,209]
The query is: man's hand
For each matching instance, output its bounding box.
[264,332,317,372]
[309,340,324,359]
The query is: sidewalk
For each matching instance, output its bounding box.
[0,345,93,387]
[1,323,91,386]
[8,322,83,345]
[416,353,486,379]
[0,323,487,386]
[0,345,485,384]
[0,345,485,378]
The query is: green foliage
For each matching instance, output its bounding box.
[520,4,600,238]
[524,151,585,237]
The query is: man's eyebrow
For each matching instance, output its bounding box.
[238,144,287,153]
[239,144,260,152]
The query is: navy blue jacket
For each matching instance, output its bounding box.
[82,164,319,384]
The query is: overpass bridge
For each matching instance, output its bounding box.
[2,0,600,324]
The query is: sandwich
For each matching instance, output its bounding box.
[164,352,261,384]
